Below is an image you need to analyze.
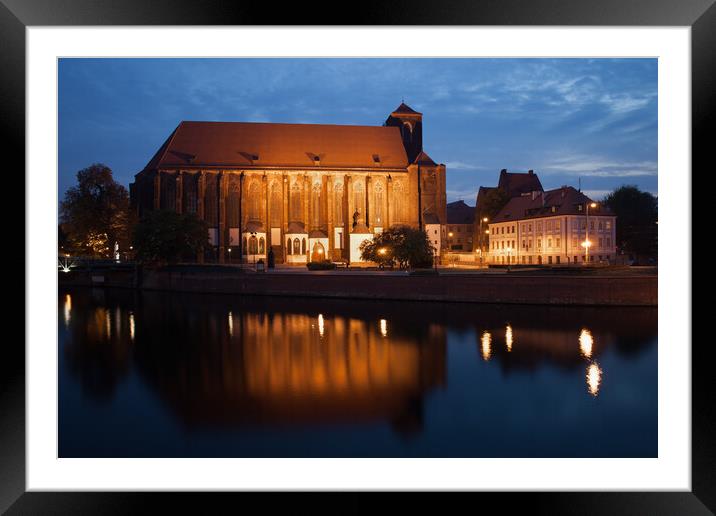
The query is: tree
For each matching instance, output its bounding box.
[478,188,511,220]
[60,164,132,257]
[359,225,435,269]
[602,185,658,260]
[133,210,209,264]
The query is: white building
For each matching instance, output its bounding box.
[488,186,617,265]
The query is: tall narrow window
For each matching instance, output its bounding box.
[312,182,322,227]
[227,177,240,228]
[290,181,302,221]
[373,181,384,224]
[183,174,197,214]
[204,174,218,225]
[393,181,405,223]
[248,180,260,221]
[270,182,282,227]
[353,180,365,219]
[334,182,344,224]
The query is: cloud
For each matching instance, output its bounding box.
[541,154,657,177]
[445,161,483,171]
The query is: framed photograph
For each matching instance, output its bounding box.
[3,0,707,512]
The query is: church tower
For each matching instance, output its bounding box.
[385,102,423,163]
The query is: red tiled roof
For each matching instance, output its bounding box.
[447,200,475,224]
[413,150,437,166]
[497,170,543,196]
[391,102,422,116]
[492,186,613,223]
[141,121,410,172]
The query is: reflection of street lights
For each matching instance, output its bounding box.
[584,202,597,263]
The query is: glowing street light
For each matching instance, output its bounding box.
[584,201,598,264]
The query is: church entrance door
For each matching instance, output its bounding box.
[311,242,326,262]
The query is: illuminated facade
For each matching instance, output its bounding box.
[487,186,617,265]
[129,103,447,264]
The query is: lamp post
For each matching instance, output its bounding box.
[479,217,489,266]
[583,202,597,264]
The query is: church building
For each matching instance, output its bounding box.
[129,103,447,264]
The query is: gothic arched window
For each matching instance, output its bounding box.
[227,178,240,228]
[293,238,300,255]
[286,238,292,255]
[312,182,322,227]
[259,237,265,254]
[290,181,302,221]
[373,180,384,225]
[334,182,344,224]
[270,182,282,227]
[353,179,365,218]
[248,180,261,221]
[249,236,258,254]
[393,180,405,223]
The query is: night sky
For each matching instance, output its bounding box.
[58,58,657,204]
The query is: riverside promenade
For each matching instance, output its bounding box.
[59,265,657,307]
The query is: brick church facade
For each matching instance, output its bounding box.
[130,103,447,264]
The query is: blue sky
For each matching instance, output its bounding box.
[58,58,657,204]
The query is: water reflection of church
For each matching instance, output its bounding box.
[129,103,447,264]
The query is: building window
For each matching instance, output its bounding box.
[334,182,344,224]
[248,180,261,221]
[548,238,552,248]
[286,238,292,255]
[537,238,542,248]
[607,237,611,247]
[606,220,612,230]
[302,238,307,254]
[270,182,282,227]
[293,238,300,254]
[259,237,265,254]
[290,181,302,222]
[556,256,560,264]
[373,180,384,224]
[556,237,561,247]
[555,220,561,230]
[249,236,258,254]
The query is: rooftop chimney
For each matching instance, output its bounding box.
[528,169,534,175]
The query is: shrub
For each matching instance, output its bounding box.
[307,260,337,271]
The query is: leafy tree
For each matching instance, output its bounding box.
[133,210,209,264]
[360,225,435,269]
[603,185,658,259]
[478,188,511,221]
[60,164,132,257]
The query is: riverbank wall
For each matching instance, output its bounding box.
[58,267,657,306]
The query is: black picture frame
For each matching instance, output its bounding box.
[1,1,706,513]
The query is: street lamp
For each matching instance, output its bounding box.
[479,217,489,265]
[228,247,232,264]
[584,202,597,264]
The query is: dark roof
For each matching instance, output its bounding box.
[141,121,409,172]
[497,169,543,196]
[413,150,437,167]
[446,200,475,224]
[391,102,422,116]
[492,186,613,223]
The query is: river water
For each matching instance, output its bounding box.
[59,287,657,457]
